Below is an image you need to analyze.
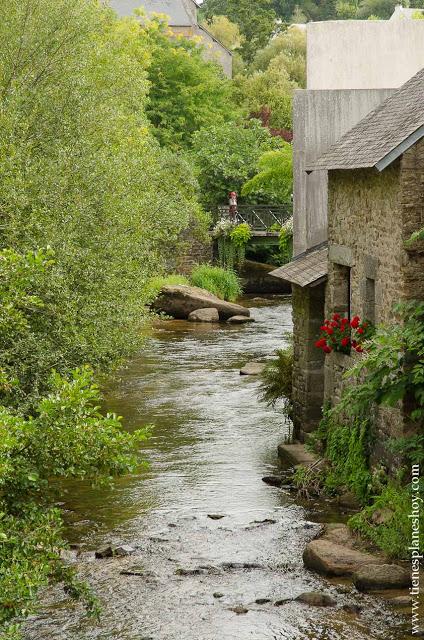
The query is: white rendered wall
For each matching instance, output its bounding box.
[307,20,424,90]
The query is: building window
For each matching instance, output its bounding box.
[333,264,351,319]
[365,277,376,324]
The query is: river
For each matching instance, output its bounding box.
[24,297,410,640]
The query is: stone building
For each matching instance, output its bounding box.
[109,0,233,77]
[308,68,424,456]
[271,18,424,441]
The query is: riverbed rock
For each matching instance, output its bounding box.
[175,567,204,576]
[353,564,411,591]
[274,598,292,606]
[114,544,136,557]
[295,592,337,607]
[342,603,363,614]
[120,565,154,577]
[255,598,271,604]
[229,606,249,615]
[240,361,265,376]
[188,308,219,323]
[227,315,255,324]
[388,595,413,607]
[303,539,384,576]
[153,285,250,321]
[262,475,284,487]
[95,545,114,559]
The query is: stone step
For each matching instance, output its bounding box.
[277,443,318,468]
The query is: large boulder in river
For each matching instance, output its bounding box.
[154,285,250,321]
[303,539,384,576]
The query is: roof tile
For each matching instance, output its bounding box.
[308,67,424,171]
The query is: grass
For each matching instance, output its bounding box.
[144,274,189,303]
[190,264,242,302]
[258,345,293,417]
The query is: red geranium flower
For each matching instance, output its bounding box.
[323,345,332,353]
[350,316,360,329]
[341,337,350,347]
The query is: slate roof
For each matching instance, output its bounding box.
[308,67,424,172]
[270,246,328,287]
[109,0,195,25]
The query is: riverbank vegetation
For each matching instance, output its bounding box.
[190,265,243,302]
[259,344,294,424]
[295,301,424,559]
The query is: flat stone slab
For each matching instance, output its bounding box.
[240,362,265,376]
[303,539,385,577]
[227,315,255,324]
[353,564,411,591]
[278,444,318,468]
[188,308,219,323]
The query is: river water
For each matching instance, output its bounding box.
[24,298,410,640]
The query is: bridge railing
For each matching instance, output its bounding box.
[217,204,292,232]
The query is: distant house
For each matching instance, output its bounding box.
[307,68,424,460]
[109,0,233,77]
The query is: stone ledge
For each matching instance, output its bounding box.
[277,443,318,468]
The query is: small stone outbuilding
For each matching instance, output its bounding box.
[307,67,424,457]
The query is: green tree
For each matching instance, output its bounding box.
[191,120,281,210]
[236,59,296,130]
[201,0,277,63]
[201,15,243,50]
[0,1,205,407]
[242,144,293,202]
[144,16,239,148]
[251,27,306,87]
[357,0,397,18]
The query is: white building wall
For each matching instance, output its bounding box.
[307,20,424,90]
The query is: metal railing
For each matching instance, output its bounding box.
[217,204,292,232]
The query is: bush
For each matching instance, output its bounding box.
[144,274,190,304]
[0,367,148,634]
[349,483,418,559]
[258,345,293,417]
[190,264,242,301]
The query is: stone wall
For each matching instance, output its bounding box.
[324,143,424,455]
[292,283,326,441]
[400,138,424,301]
[174,224,213,275]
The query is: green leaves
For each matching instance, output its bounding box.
[336,301,424,422]
[242,144,293,202]
[144,18,238,149]
[192,120,280,210]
